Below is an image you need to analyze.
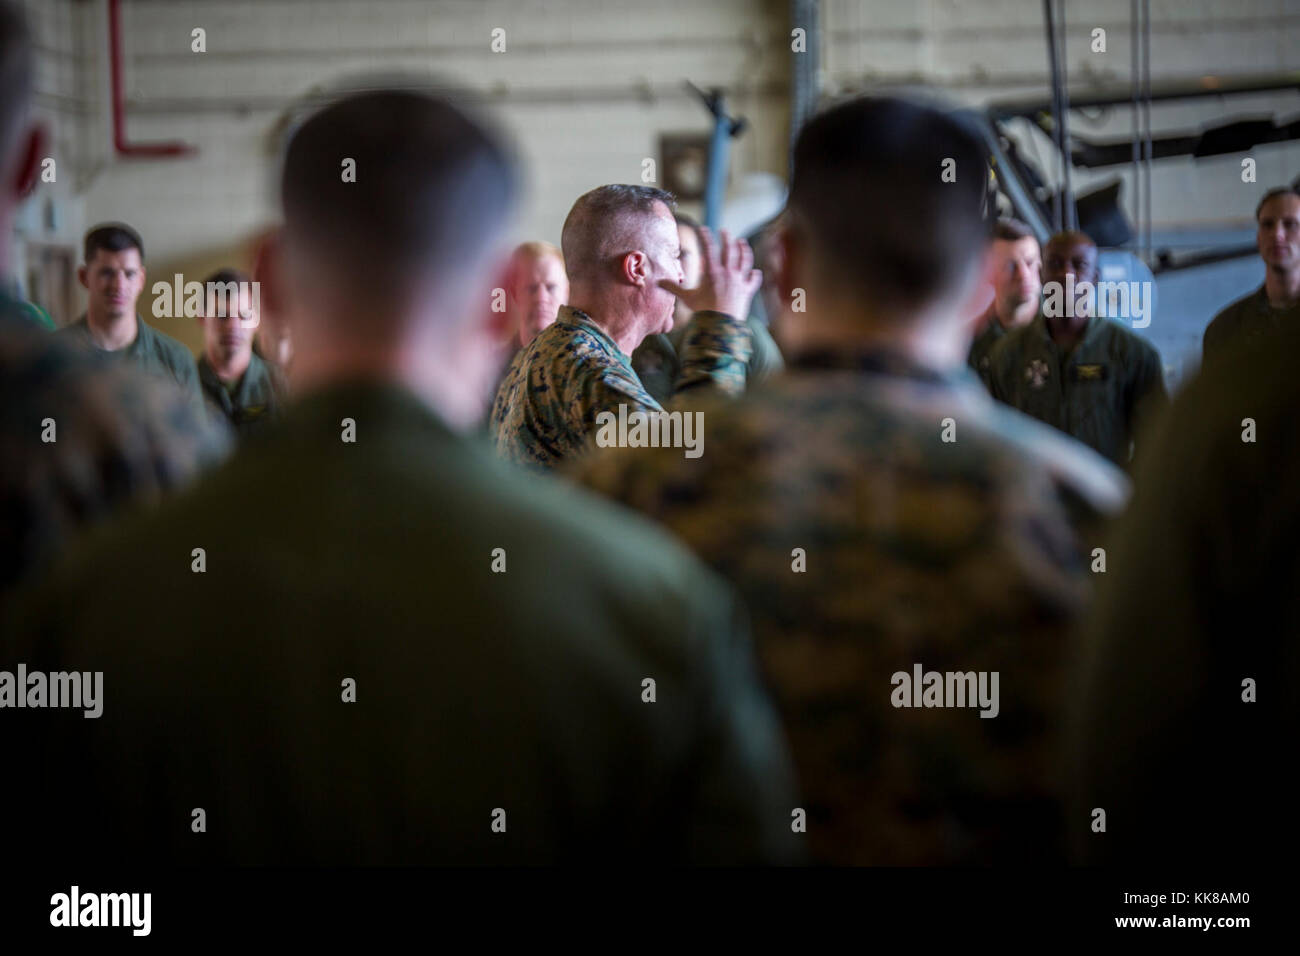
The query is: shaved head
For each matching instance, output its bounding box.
[561,185,676,283]
[281,87,516,309]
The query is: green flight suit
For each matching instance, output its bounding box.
[1201,283,1300,368]
[966,314,1007,384]
[571,348,1129,865]
[57,314,205,415]
[1072,323,1299,867]
[985,313,1167,468]
[199,351,285,435]
[2,381,799,865]
[632,315,784,406]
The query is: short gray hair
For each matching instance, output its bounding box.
[561,184,676,282]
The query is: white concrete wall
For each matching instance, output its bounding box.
[72,0,792,263]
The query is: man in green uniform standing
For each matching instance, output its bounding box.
[572,96,1128,865]
[196,267,284,435]
[1073,322,1298,867]
[1201,185,1300,365]
[56,222,205,413]
[985,231,1167,468]
[490,185,760,468]
[967,218,1040,381]
[632,212,782,404]
[3,86,798,865]
[0,1,224,597]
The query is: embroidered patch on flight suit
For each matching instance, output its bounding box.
[1071,364,1109,382]
[1024,359,1050,389]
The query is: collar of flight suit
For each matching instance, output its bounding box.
[787,346,972,389]
[68,312,157,357]
[1029,309,1106,354]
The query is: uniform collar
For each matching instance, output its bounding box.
[1030,310,1104,350]
[559,305,635,368]
[788,346,968,387]
[199,352,258,403]
[279,379,460,445]
[70,313,152,354]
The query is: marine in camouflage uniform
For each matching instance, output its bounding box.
[0,291,228,596]
[490,303,751,468]
[570,347,1128,865]
[632,314,782,405]
[57,312,206,416]
[985,312,1167,468]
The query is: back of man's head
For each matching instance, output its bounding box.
[280,87,516,313]
[561,184,676,284]
[788,96,990,316]
[0,0,33,173]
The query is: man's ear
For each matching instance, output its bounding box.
[622,251,647,286]
[76,264,88,290]
[7,123,46,200]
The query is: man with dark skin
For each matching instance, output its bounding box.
[1202,186,1300,364]
[985,230,1167,468]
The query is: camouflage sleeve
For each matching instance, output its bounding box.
[673,310,753,399]
[745,318,784,385]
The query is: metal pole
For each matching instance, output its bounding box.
[705,97,730,230]
[1057,0,1077,230]
[1131,0,1141,260]
[1142,0,1153,262]
[1043,0,1063,232]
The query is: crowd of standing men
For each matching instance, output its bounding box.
[1,0,1294,865]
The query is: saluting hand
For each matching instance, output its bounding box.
[660,227,762,321]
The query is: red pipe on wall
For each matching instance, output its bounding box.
[108,0,195,157]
